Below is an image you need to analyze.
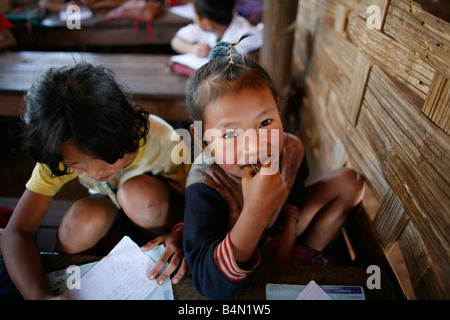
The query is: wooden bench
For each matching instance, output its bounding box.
[0,50,191,121]
[10,7,191,49]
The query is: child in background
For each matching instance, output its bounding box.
[235,0,263,24]
[0,62,190,299]
[171,0,263,60]
[0,12,16,51]
[183,41,365,299]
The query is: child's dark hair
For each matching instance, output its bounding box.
[186,41,279,123]
[192,0,236,26]
[22,62,149,176]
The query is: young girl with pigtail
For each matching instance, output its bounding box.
[183,39,365,299]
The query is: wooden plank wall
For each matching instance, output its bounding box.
[291,0,449,299]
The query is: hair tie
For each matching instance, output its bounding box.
[208,34,251,63]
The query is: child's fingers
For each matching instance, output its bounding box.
[242,165,256,179]
[171,258,188,284]
[260,157,280,176]
[148,255,171,284]
[152,252,184,285]
[148,259,164,279]
[140,238,162,252]
[154,272,170,286]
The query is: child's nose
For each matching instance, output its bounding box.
[243,135,262,162]
[246,137,258,154]
[84,162,106,179]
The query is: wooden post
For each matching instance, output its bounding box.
[260,0,299,118]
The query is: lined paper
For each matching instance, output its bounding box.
[62,236,157,300]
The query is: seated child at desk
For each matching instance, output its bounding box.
[39,0,127,12]
[0,12,15,51]
[171,0,263,59]
[0,62,190,299]
[182,41,365,299]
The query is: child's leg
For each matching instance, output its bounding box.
[296,167,364,252]
[116,175,181,236]
[56,196,119,253]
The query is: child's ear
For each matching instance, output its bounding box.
[190,124,206,151]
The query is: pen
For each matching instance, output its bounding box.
[251,164,260,174]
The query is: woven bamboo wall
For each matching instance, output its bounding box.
[292,0,449,299]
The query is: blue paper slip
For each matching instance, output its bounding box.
[266,283,366,300]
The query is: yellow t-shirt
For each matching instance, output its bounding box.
[25,115,191,198]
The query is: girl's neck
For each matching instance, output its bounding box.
[214,24,228,40]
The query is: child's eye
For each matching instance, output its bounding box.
[260,119,272,127]
[223,131,238,139]
[63,162,77,168]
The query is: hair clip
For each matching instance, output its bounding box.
[227,34,250,64]
[209,34,252,62]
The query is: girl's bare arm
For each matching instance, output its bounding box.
[1,189,53,299]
